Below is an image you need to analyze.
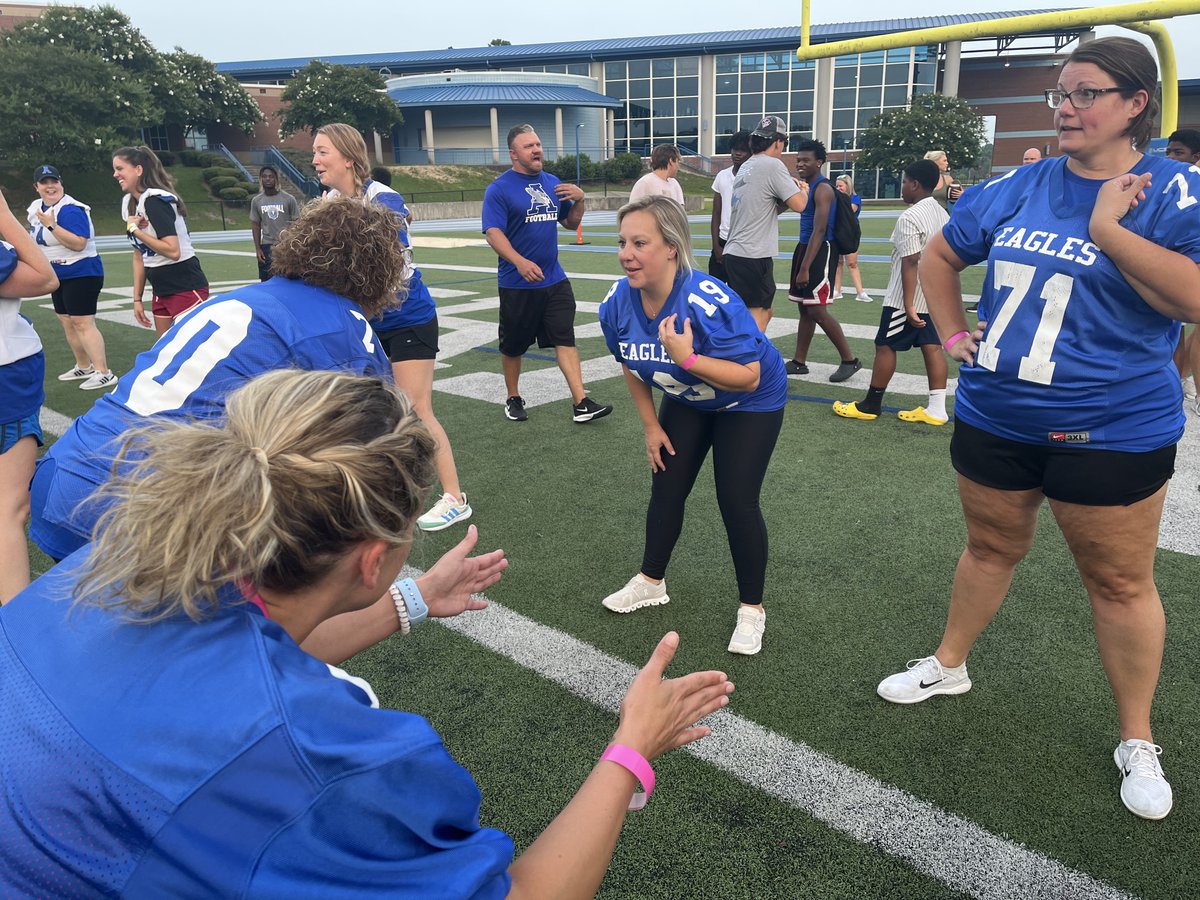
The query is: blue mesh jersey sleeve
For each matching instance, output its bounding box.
[598,270,785,412]
[0,242,15,283]
[947,155,1199,450]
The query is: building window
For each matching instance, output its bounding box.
[603,55,701,156]
[141,124,170,153]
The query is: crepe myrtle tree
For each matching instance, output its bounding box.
[856,93,987,180]
[3,4,262,148]
[277,61,404,139]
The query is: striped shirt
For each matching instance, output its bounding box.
[883,196,948,314]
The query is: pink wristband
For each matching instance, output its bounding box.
[943,330,970,352]
[600,744,655,810]
[681,352,698,371]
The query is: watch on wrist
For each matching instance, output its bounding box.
[46,223,56,232]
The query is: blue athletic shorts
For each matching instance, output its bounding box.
[0,412,43,455]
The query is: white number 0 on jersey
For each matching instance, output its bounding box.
[975,261,1072,386]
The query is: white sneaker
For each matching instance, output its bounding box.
[1114,739,1173,820]
[79,371,118,391]
[877,655,971,704]
[1183,376,1196,402]
[727,606,765,655]
[856,292,873,302]
[58,364,94,381]
[601,574,669,613]
[417,492,472,532]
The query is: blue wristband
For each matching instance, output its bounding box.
[394,577,428,627]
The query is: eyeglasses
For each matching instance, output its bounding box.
[1044,87,1133,110]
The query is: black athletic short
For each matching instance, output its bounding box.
[376,313,439,362]
[787,240,838,305]
[950,419,1175,506]
[498,280,577,355]
[874,306,941,351]
[707,237,728,282]
[51,275,103,317]
[722,255,775,309]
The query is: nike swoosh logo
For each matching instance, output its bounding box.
[1124,767,1132,777]
[919,679,943,689]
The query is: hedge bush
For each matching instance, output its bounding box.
[202,166,242,184]
[218,186,250,206]
[208,176,240,192]
[602,153,646,182]
[156,150,178,166]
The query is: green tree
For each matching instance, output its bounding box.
[855,93,987,177]
[488,39,512,46]
[3,5,261,142]
[0,43,155,169]
[277,61,403,138]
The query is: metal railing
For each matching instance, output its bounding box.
[264,146,322,198]
[213,144,256,183]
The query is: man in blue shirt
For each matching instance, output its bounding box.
[482,125,613,423]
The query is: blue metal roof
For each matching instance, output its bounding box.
[388,83,623,109]
[218,11,1078,79]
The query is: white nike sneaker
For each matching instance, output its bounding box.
[727,606,765,655]
[1114,739,1173,820]
[877,655,971,704]
[601,574,669,613]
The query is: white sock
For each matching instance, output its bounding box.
[927,389,947,421]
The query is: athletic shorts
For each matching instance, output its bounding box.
[498,281,576,355]
[788,240,838,305]
[707,238,728,283]
[152,287,209,319]
[950,419,1175,506]
[722,255,775,309]
[257,244,274,282]
[51,275,104,317]
[0,412,43,455]
[874,306,941,351]
[376,313,439,362]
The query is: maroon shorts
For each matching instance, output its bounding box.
[152,287,209,319]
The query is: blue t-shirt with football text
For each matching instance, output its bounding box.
[943,155,1200,451]
[482,168,574,290]
[599,268,786,412]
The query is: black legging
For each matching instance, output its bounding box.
[641,398,784,604]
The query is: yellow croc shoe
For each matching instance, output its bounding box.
[833,400,878,420]
[898,406,947,426]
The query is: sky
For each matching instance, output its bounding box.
[101,0,1200,78]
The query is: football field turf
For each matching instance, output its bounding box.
[24,210,1200,898]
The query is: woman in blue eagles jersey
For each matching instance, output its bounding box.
[598,196,787,655]
[0,188,58,603]
[878,38,1200,821]
[313,123,472,532]
[1,368,732,896]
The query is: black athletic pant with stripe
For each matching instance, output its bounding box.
[641,399,784,604]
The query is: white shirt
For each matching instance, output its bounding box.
[629,172,684,206]
[883,197,949,314]
[711,167,736,241]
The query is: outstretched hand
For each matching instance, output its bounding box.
[613,632,734,762]
[415,524,506,618]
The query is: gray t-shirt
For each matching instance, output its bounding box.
[723,154,801,260]
[250,191,301,246]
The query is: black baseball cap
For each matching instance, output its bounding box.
[34,164,61,182]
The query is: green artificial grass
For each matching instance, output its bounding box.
[18,217,1200,899]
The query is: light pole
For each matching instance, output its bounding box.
[575,123,586,245]
[575,123,585,185]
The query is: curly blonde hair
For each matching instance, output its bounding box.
[270,197,408,318]
[75,370,437,623]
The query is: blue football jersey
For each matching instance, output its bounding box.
[34,278,392,546]
[0,557,514,896]
[363,180,436,331]
[942,155,1200,451]
[599,269,786,412]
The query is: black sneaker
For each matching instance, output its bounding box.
[784,359,809,376]
[572,396,613,423]
[829,359,862,383]
[505,395,528,421]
